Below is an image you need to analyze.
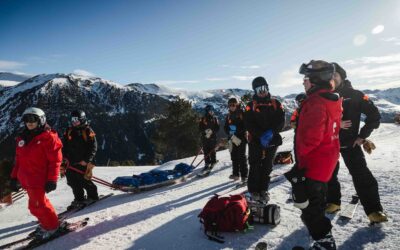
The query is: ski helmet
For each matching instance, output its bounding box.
[22,107,46,127]
[205,105,214,114]
[299,60,336,87]
[331,62,347,80]
[228,97,238,105]
[295,93,306,103]
[252,76,269,93]
[71,110,87,125]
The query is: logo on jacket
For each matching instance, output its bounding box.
[37,141,41,144]
[18,140,25,147]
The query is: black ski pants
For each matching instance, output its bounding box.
[327,145,383,215]
[301,179,332,241]
[66,164,99,201]
[230,142,248,178]
[247,144,277,194]
[202,138,217,165]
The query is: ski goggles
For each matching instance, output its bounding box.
[299,62,336,82]
[254,85,268,94]
[22,114,39,123]
[71,117,80,123]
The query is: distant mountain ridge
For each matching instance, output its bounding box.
[1,72,399,164]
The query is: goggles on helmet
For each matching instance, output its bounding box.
[299,62,336,83]
[254,85,268,94]
[23,114,39,123]
[71,117,80,123]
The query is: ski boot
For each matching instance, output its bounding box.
[325,203,341,214]
[310,231,336,250]
[259,192,270,204]
[33,223,64,241]
[67,199,85,210]
[229,174,240,181]
[368,211,388,223]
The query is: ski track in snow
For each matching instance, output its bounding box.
[0,124,399,250]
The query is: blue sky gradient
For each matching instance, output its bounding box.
[1,0,400,94]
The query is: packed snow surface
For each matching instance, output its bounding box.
[0,124,399,249]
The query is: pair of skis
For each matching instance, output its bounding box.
[0,218,89,249]
[0,193,113,249]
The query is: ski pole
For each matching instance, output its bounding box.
[190,147,203,167]
[194,140,224,169]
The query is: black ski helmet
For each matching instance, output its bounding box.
[331,62,347,80]
[299,60,336,87]
[22,107,46,127]
[71,110,87,125]
[295,93,307,103]
[252,76,269,91]
[205,104,214,114]
[228,97,238,105]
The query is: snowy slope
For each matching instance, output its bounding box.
[1,121,399,249]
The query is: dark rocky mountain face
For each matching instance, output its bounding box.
[1,72,399,166]
[0,74,169,165]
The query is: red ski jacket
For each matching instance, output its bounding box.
[295,89,342,182]
[11,128,63,189]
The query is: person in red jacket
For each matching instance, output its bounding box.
[285,60,342,250]
[10,107,63,240]
[290,93,306,129]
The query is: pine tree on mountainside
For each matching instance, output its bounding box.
[152,97,200,162]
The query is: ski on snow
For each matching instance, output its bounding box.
[0,217,89,249]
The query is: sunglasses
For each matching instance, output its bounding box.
[23,114,39,123]
[255,85,268,94]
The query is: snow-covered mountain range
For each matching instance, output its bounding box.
[1,72,399,165]
[0,124,399,249]
[0,72,31,88]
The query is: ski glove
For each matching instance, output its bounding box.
[284,165,309,210]
[45,181,57,193]
[231,135,242,146]
[363,139,376,154]
[60,158,69,178]
[229,125,237,136]
[205,129,213,139]
[227,139,233,153]
[260,129,273,148]
[84,162,95,180]
[10,178,21,192]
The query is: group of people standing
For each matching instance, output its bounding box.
[198,60,387,250]
[7,59,388,249]
[9,108,99,240]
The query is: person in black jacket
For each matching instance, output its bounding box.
[224,97,248,183]
[199,105,220,171]
[244,76,285,202]
[63,110,99,208]
[326,63,388,223]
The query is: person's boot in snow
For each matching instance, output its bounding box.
[368,211,388,223]
[325,203,341,214]
[310,231,336,250]
[229,174,240,181]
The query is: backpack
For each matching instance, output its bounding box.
[198,194,250,243]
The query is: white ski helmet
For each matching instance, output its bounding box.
[22,107,46,127]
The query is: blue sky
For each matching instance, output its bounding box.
[1,0,400,95]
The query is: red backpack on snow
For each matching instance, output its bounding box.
[198,194,250,243]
